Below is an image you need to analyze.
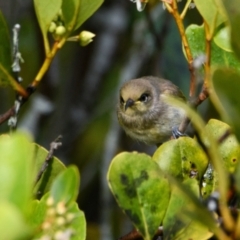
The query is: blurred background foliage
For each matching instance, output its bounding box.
[0,0,216,239]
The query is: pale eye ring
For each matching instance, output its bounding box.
[139,93,149,103]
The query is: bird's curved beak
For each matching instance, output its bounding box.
[125,98,134,111]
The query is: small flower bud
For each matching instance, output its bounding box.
[56,202,66,215]
[66,213,75,222]
[47,208,56,217]
[55,26,66,36]
[42,221,51,230]
[39,235,51,240]
[79,31,96,46]
[49,22,57,33]
[46,196,54,206]
[56,217,65,226]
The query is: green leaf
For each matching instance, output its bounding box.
[0,133,35,214]
[0,201,31,240]
[74,0,104,31]
[33,0,62,54]
[153,138,209,182]
[163,179,212,240]
[163,96,229,201]
[28,199,43,228]
[214,25,232,52]
[33,143,66,199]
[69,202,86,240]
[221,0,240,60]
[107,152,171,240]
[212,68,240,142]
[235,160,240,194]
[194,0,226,35]
[0,10,11,84]
[205,119,240,173]
[201,119,240,198]
[50,166,80,204]
[62,0,80,33]
[185,24,240,71]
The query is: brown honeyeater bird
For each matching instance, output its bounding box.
[117,76,186,145]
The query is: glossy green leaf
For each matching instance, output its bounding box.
[163,179,212,240]
[214,25,232,52]
[50,166,80,204]
[185,24,240,71]
[33,0,62,54]
[0,133,35,214]
[69,202,86,240]
[205,119,240,173]
[74,0,104,30]
[194,0,226,35]
[28,199,43,228]
[212,68,240,142]
[153,138,208,182]
[163,96,228,202]
[0,10,11,84]
[62,0,80,33]
[201,119,240,198]
[107,152,171,240]
[235,160,240,194]
[0,201,31,240]
[221,0,240,60]
[33,143,66,199]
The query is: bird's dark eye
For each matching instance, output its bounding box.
[120,96,124,104]
[139,93,149,103]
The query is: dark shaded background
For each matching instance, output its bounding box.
[0,0,214,239]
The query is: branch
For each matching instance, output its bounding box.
[30,39,66,88]
[35,135,62,184]
[178,21,212,134]
[0,106,15,124]
[168,0,195,98]
[0,38,66,126]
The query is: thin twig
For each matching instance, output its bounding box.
[178,21,212,134]
[8,24,24,130]
[35,135,62,184]
[180,0,193,19]
[0,106,15,124]
[0,38,66,126]
[169,0,195,97]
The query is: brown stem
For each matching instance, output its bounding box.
[0,106,15,124]
[0,39,66,126]
[202,21,211,94]
[30,40,64,88]
[178,21,212,133]
[170,0,195,97]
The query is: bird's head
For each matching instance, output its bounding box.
[119,79,154,116]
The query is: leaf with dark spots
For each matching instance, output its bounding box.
[107,152,170,239]
[124,185,137,198]
[120,174,129,185]
[125,209,141,225]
